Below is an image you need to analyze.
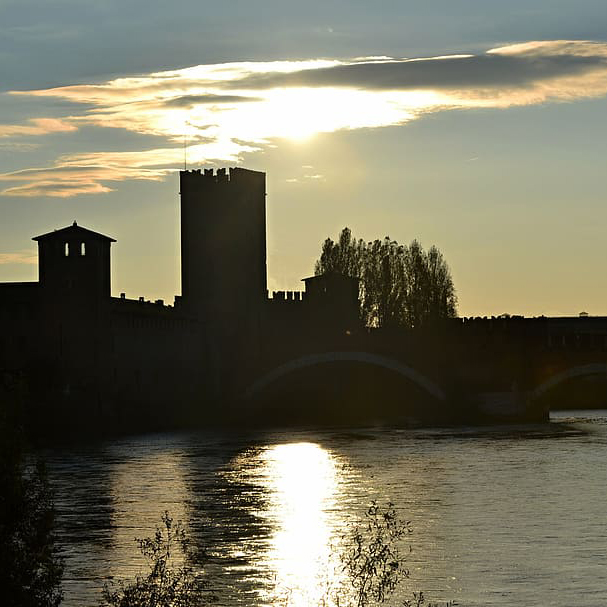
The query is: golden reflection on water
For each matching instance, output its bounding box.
[255,442,348,607]
[106,440,354,605]
[108,448,189,580]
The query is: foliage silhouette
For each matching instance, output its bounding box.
[315,228,457,328]
[0,383,64,607]
[402,592,458,607]
[340,501,455,607]
[101,504,455,607]
[101,511,215,607]
[342,501,411,607]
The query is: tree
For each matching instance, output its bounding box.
[101,511,215,607]
[0,382,64,607]
[315,227,366,279]
[315,228,457,328]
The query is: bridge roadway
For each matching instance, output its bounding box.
[233,315,607,425]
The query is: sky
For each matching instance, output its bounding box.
[1,0,607,317]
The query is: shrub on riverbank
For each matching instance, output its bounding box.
[101,511,216,607]
[102,504,456,607]
[0,382,63,607]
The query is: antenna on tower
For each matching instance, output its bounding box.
[183,122,188,170]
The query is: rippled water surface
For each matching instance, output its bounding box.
[46,411,607,606]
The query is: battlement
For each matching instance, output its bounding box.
[112,294,173,311]
[269,290,306,303]
[180,167,265,187]
[181,167,230,183]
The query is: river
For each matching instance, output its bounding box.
[45,410,607,606]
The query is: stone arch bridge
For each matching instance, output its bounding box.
[234,315,607,424]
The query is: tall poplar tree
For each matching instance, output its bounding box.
[314,228,457,328]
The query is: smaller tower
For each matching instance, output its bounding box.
[302,273,360,332]
[33,221,115,301]
[32,222,116,400]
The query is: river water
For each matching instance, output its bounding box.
[46,410,607,607]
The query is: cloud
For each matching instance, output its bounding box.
[286,173,325,184]
[0,141,258,197]
[230,41,607,93]
[14,59,339,104]
[0,163,168,198]
[1,181,113,198]
[4,40,607,197]
[163,94,263,108]
[0,251,37,265]
[0,142,41,151]
[285,165,326,184]
[0,117,76,137]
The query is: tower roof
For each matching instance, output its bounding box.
[32,221,116,243]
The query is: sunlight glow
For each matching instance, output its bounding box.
[3,41,607,196]
[258,442,346,607]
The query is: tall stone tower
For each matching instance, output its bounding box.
[179,167,267,326]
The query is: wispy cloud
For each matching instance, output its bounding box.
[230,41,607,94]
[163,94,263,108]
[0,141,257,197]
[0,164,167,198]
[0,142,41,152]
[0,118,76,138]
[286,172,326,184]
[3,40,607,197]
[0,251,37,265]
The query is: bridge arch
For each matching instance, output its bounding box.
[244,351,446,401]
[531,363,607,401]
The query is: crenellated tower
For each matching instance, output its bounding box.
[179,166,267,328]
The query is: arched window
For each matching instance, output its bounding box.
[81,242,86,256]
[64,242,69,257]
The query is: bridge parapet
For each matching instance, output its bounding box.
[228,313,607,425]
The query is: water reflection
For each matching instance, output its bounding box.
[243,442,348,606]
[107,445,190,582]
[48,417,607,607]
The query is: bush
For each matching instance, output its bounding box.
[101,511,215,607]
[340,501,455,607]
[0,385,63,607]
[103,504,455,607]
[343,501,411,607]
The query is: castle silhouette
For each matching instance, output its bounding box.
[0,168,360,429]
[5,167,605,431]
